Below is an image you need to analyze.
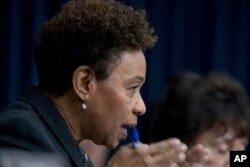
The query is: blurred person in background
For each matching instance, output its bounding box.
[149,72,250,167]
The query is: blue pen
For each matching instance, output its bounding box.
[130,127,140,148]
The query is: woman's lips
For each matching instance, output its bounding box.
[120,127,128,139]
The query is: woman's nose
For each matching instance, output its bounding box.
[133,94,146,116]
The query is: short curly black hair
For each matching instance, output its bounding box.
[34,0,157,95]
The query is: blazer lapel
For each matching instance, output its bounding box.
[21,86,83,167]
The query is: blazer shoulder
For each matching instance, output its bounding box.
[0,101,54,150]
[0,101,39,119]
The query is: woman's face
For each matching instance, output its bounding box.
[192,127,248,167]
[86,50,146,148]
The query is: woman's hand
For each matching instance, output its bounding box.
[179,144,211,167]
[107,138,187,167]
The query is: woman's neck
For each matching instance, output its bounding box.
[46,90,83,143]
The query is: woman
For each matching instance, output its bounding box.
[150,72,250,167]
[0,0,192,166]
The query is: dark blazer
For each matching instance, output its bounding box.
[0,86,94,167]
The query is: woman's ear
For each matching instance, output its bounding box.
[72,65,94,101]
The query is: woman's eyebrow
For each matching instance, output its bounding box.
[132,76,145,83]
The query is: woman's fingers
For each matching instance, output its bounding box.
[142,138,187,166]
[186,144,210,163]
[108,139,188,167]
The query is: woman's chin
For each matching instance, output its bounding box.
[105,140,120,149]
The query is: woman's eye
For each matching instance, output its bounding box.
[128,86,139,94]
[217,143,229,153]
[131,86,138,89]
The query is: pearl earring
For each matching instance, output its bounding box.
[81,102,87,110]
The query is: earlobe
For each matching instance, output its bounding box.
[72,65,94,101]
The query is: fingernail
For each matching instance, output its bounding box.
[178,153,186,161]
[142,144,149,148]
[171,138,181,145]
[180,144,188,151]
